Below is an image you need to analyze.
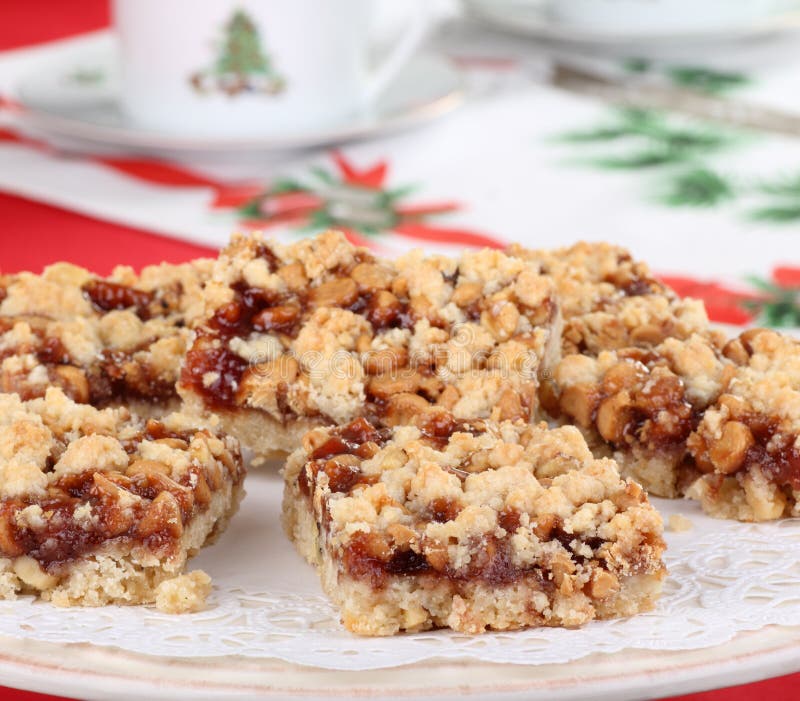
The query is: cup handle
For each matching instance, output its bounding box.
[363,2,430,105]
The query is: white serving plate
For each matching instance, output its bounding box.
[3,469,800,701]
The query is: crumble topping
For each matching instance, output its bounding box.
[549,333,732,497]
[509,241,709,355]
[0,259,212,406]
[687,329,800,520]
[180,231,561,455]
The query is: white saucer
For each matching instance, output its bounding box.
[463,0,800,46]
[15,46,464,155]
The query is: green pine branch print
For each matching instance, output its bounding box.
[557,108,737,171]
[747,173,800,223]
[622,58,750,95]
[744,275,800,327]
[666,67,749,95]
[657,168,735,208]
[549,59,800,225]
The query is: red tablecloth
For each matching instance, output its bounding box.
[1,3,799,700]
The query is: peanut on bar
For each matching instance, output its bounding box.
[0,388,244,608]
[179,231,562,460]
[283,411,665,635]
[687,329,800,521]
[508,242,708,356]
[550,333,733,498]
[0,259,211,411]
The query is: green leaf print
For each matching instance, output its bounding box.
[749,205,800,223]
[658,168,735,207]
[666,67,749,95]
[549,59,783,223]
[589,148,689,169]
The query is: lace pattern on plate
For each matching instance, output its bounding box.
[1,476,798,671]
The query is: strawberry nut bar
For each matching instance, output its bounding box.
[0,388,244,609]
[179,231,562,460]
[283,411,666,635]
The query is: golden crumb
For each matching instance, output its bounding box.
[155,570,213,614]
[668,514,693,532]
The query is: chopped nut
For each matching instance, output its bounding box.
[362,533,391,560]
[630,324,664,346]
[367,369,422,399]
[277,263,308,292]
[533,513,558,540]
[423,540,449,571]
[614,480,644,510]
[739,327,769,351]
[154,437,189,450]
[0,517,25,557]
[437,384,460,410]
[363,348,408,375]
[128,459,170,476]
[366,290,402,328]
[387,523,417,548]
[137,491,183,539]
[596,392,633,444]
[552,555,577,590]
[390,275,409,299]
[602,361,642,394]
[383,392,430,426]
[494,387,525,421]
[709,421,754,474]
[482,300,520,342]
[252,305,300,333]
[53,365,90,403]
[351,262,393,290]
[559,385,596,427]
[13,555,59,590]
[191,471,212,508]
[722,338,750,365]
[309,278,358,309]
[587,570,620,599]
[451,281,482,308]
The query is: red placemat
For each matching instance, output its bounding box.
[0,2,798,700]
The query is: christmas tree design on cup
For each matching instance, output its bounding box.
[190,9,286,97]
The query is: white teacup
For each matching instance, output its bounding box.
[113,0,429,137]
[548,0,787,34]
